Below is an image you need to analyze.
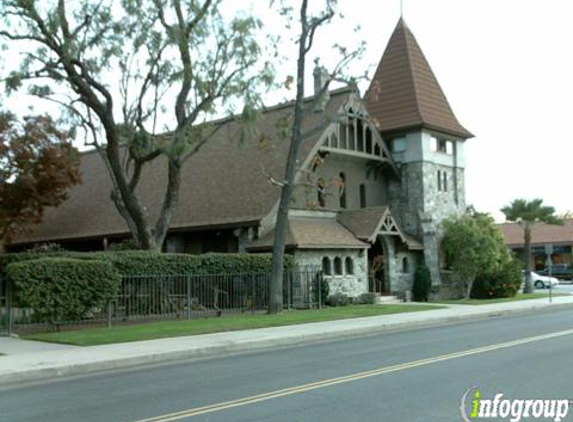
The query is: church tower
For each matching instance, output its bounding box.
[365,18,473,284]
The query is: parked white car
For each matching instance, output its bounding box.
[527,271,559,289]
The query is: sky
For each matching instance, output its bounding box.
[3,0,573,222]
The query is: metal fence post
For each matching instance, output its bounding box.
[6,277,13,336]
[107,300,112,329]
[251,274,255,315]
[186,276,192,320]
[317,272,321,309]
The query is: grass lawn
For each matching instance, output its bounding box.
[436,292,569,306]
[24,304,443,347]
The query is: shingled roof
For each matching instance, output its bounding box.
[365,18,473,139]
[500,220,573,248]
[248,216,367,251]
[337,206,423,250]
[13,89,352,245]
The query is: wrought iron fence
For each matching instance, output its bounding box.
[0,267,323,335]
[0,275,12,336]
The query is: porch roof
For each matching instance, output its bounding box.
[337,207,423,250]
[248,217,368,251]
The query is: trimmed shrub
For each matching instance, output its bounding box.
[6,258,121,325]
[92,251,202,275]
[412,265,432,302]
[326,292,351,307]
[471,257,522,299]
[356,292,377,305]
[0,251,296,277]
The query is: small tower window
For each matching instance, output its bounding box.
[437,170,442,191]
[338,172,346,209]
[446,140,454,155]
[431,137,453,155]
[345,257,354,275]
[322,257,332,275]
[443,171,448,192]
[360,184,367,208]
[334,257,343,275]
[392,137,406,153]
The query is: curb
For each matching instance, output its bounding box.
[1,301,572,386]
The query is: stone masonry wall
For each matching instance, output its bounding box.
[294,248,368,298]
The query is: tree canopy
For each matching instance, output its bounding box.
[501,198,562,227]
[442,209,510,299]
[0,0,273,250]
[0,112,80,245]
[501,198,562,293]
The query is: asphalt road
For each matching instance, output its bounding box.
[2,308,573,422]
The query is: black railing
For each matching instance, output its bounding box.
[1,267,323,334]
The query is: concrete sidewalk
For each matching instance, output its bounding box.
[1,295,573,387]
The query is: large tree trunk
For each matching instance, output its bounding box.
[523,225,533,294]
[268,0,310,314]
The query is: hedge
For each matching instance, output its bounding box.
[0,251,295,277]
[6,258,121,324]
[412,265,432,302]
[471,256,522,299]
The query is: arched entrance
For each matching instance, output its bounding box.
[368,237,391,294]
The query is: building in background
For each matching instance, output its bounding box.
[499,220,573,270]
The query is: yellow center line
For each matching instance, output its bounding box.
[127,328,573,422]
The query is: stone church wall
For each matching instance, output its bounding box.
[294,248,368,298]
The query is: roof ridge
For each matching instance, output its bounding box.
[76,87,354,156]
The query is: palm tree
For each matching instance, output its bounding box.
[501,199,563,293]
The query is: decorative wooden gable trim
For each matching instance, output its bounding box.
[317,96,399,176]
[368,208,406,244]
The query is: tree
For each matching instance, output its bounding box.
[501,198,563,294]
[0,112,80,247]
[442,210,508,299]
[267,0,362,313]
[1,0,271,250]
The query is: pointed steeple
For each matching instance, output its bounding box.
[365,18,473,139]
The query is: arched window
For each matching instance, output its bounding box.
[345,257,354,275]
[339,124,348,149]
[355,118,364,151]
[374,143,381,156]
[338,172,346,209]
[330,132,338,148]
[334,257,343,275]
[317,177,326,207]
[365,130,373,154]
[322,257,332,275]
[402,257,409,273]
[360,184,367,208]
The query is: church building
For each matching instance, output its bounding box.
[10,19,473,298]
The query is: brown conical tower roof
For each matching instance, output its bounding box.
[365,18,473,139]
